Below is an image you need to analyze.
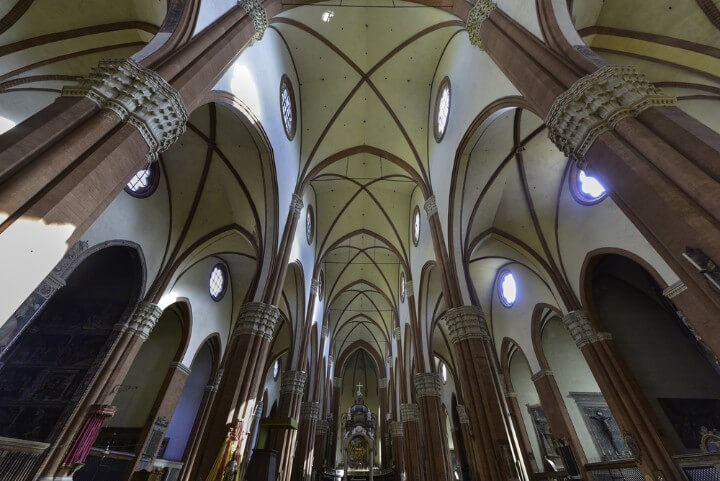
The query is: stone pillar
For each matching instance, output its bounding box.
[291,401,319,481]
[179,369,222,481]
[313,419,329,480]
[39,302,164,478]
[531,369,586,477]
[472,1,720,358]
[268,370,307,481]
[377,377,390,470]
[239,400,265,481]
[562,310,684,480]
[454,404,475,481]
[443,306,520,481]
[400,403,423,481]
[414,373,452,481]
[501,392,538,475]
[132,361,192,474]
[191,302,281,481]
[389,422,405,477]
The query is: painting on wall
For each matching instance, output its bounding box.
[658,398,720,449]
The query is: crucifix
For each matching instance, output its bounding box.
[356,382,363,396]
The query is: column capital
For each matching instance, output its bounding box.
[466,0,497,49]
[170,362,191,375]
[62,59,188,162]
[562,310,609,347]
[300,401,320,421]
[290,193,304,214]
[404,280,414,299]
[316,419,330,435]
[400,403,420,423]
[456,404,470,424]
[321,321,329,337]
[393,326,401,339]
[423,195,438,217]
[378,378,388,390]
[662,280,688,299]
[238,0,268,41]
[333,376,342,387]
[235,302,280,341]
[281,370,307,395]
[311,278,321,297]
[120,302,162,339]
[443,306,490,343]
[531,369,554,382]
[546,65,675,165]
[206,368,224,392]
[390,422,405,437]
[414,372,443,398]
[328,354,334,364]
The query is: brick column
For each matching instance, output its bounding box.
[443,306,520,481]
[191,302,281,481]
[267,370,307,481]
[400,403,423,481]
[414,373,452,481]
[454,404,475,481]
[180,368,222,481]
[41,302,164,478]
[313,419,329,479]
[561,310,685,480]
[291,401,319,481]
[470,0,720,358]
[389,422,405,478]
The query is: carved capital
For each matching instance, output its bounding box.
[400,403,420,423]
[238,0,268,41]
[562,310,609,347]
[171,362,191,375]
[393,326,401,339]
[333,376,342,387]
[328,354,334,364]
[443,306,490,343]
[235,302,280,341]
[414,373,442,398]
[466,0,497,49]
[290,193,304,214]
[122,302,163,339]
[281,370,307,395]
[456,404,470,424]
[662,280,687,299]
[378,378,388,390]
[546,65,675,165]
[311,278,321,297]
[62,59,188,162]
[316,419,330,435]
[531,370,553,382]
[423,195,438,218]
[404,281,414,299]
[390,422,405,437]
[300,401,320,421]
[321,322,329,337]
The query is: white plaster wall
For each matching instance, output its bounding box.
[509,350,544,472]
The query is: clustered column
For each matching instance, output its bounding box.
[191,302,281,481]
[291,401,320,481]
[562,310,683,480]
[389,421,405,478]
[400,403,423,481]
[313,419,330,478]
[414,373,452,481]
[268,370,307,481]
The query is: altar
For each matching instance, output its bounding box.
[340,385,376,481]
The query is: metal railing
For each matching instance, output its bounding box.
[584,459,643,481]
[675,453,720,481]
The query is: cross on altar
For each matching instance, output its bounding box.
[356,383,363,396]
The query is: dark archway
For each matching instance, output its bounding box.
[0,245,142,443]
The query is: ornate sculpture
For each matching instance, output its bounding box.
[238,0,268,42]
[234,302,280,341]
[466,0,497,49]
[443,306,490,343]
[62,59,188,162]
[546,65,675,166]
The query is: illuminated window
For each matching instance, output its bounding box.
[498,270,517,307]
[400,271,406,303]
[321,10,334,22]
[441,363,447,384]
[434,77,451,142]
[306,205,314,244]
[412,206,421,246]
[209,264,228,301]
[570,163,607,205]
[280,75,296,140]
[273,359,280,380]
[125,163,159,198]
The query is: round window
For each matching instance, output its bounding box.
[280,75,297,140]
[209,263,228,301]
[434,77,451,142]
[570,164,607,205]
[125,163,159,198]
[412,206,421,246]
[497,270,517,307]
[306,205,314,244]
